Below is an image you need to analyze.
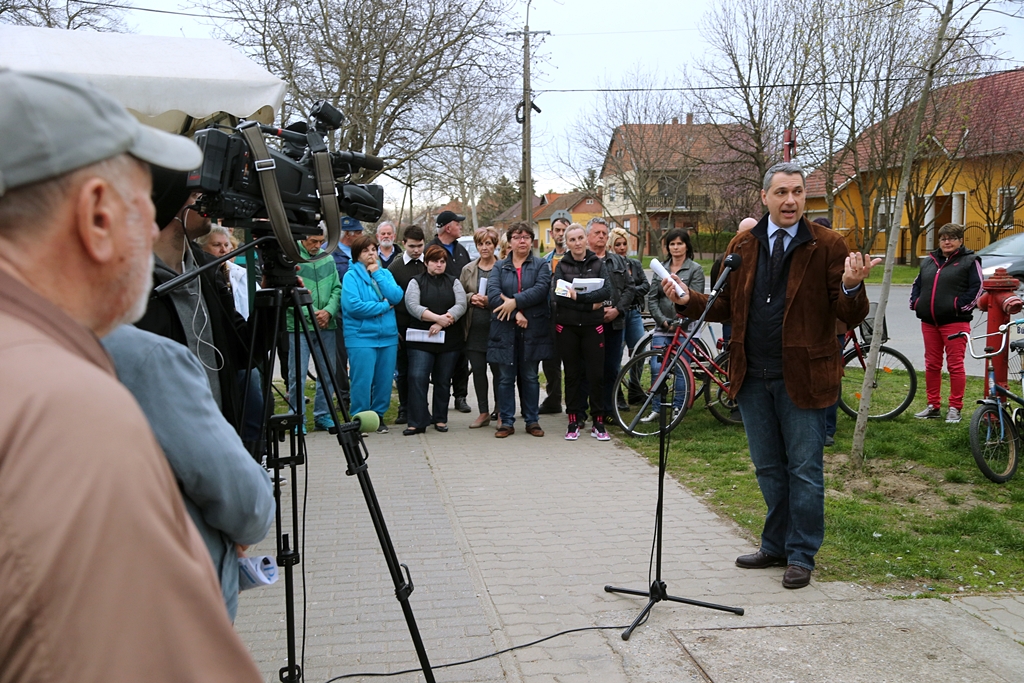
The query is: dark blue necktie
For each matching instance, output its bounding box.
[771,230,787,287]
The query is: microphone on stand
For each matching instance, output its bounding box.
[709,253,742,299]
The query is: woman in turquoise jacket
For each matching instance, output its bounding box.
[342,233,404,428]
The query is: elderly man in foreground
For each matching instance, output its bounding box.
[0,69,261,681]
[663,162,878,589]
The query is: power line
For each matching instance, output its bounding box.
[531,68,1024,95]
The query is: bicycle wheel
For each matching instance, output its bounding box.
[688,337,714,401]
[613,349,692,437]
[838,345,917,420]
[969,403,1020,483]
[705,351,743,425]
[631,329,654,357]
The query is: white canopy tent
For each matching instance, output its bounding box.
[0,25,287,133]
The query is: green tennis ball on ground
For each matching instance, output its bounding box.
[353,410,379,432]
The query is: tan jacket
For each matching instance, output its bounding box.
[681,216,869,409]
[0,270,261,683]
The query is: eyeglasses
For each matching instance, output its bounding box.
[510,234,533,241]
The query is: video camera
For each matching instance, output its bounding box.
[185,100,384,240]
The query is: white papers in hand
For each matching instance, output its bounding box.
[478,277,488,295]
[555,279,574,297]
[406,328,445,343]
[571,277,604,293]
[650,259,686,296]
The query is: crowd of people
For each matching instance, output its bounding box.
[288,210,683,441]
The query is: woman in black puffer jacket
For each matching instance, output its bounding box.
[909,222,982,424]
[553,224,613,441]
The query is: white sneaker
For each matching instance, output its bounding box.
[640,409,660,423]
[945,407,962,424]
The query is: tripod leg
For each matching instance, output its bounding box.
[621,598,657,641]
[295,296,436,683]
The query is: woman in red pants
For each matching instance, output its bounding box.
[910,223,983,424]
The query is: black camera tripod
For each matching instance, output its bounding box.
[158,238,436,683]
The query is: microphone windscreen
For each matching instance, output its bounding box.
[723,253,742,269]
[353,410,380,432]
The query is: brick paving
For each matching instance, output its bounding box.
[236,409,1024,682]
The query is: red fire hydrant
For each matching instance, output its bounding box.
[976,267,1023,396]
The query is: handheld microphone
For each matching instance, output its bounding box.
[710,253,742,297]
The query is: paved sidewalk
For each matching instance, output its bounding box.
[236,411,1024,682]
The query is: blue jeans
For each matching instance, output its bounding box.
[407,349,458,428]
[623,308,645,354]
[650,334,691,409]
[347,344,398,419]
[237,368,264,445]
[287,328,336,423]
[737,377,826,570]
[497,330,540,427]
[601,326,625,414]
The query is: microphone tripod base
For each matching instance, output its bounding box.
[604,581,744,640]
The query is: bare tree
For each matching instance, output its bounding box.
[416,89,520,230]
[961,70,1024,245]
[202,0,518,184]
[686,0,815,196]
[852,0,999,465]
[563,68,707,257]
[1,0,129,30]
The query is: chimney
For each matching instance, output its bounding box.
[686,113,694,125]
[672,117,679,125]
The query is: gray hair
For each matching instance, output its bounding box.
[376,221,395,233]
[195,225,232,246]
[762,162,806,192]
[585,216,609,234]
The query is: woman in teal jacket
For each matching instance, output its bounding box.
[342,233,404,428]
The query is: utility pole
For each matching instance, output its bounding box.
[508,3,548,229]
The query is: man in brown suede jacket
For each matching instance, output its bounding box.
[662,161,877,589]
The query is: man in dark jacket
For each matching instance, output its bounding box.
[664,162,876,590]
[488,222,554,437]
[431,210,473,413]
[388,225,427,424]
[585,217,635,421]
[138,193,251,435]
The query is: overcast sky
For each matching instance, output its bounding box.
[122,0,1024,203]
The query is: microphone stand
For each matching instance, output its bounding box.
[605,262,744,640]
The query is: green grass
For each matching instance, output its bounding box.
[616,373,1024,595]
[863,264,919,285]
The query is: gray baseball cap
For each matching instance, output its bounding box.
[0,68,203,197]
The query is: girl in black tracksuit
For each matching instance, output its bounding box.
[553,228,613,440]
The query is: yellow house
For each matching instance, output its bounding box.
[533,191,605,252]
[806,69,1024,264]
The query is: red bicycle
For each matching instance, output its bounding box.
[613,317,739,436]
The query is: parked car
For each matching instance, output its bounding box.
[457,235,479,260]
[976,233,1024,290]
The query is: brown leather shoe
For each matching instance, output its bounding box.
[782,565,812,589]
[469,413,491,429]
[526,422,544,437]
[495,425,515,438]
[735,549,787,569]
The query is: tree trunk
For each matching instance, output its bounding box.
[850,0,960,467]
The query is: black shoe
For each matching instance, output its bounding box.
[736,549,787,569]
[489,410,498,421]
[782,565,812,589]
[434,423,449,433]
[395,407,407,425]
[539,402,562,414]
[402,427,426,436]
[824,435,835,447]
[455,397,472,413]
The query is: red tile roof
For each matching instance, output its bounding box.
[806,68,1024,198]
[600,120,748,180]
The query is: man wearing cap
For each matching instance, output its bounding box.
[430,210,473,413]
[0,69,262,681]
[329,215,364,411]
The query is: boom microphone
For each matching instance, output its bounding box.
[710,253,742,297]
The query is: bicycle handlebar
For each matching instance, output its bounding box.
[951,317,1024,359]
